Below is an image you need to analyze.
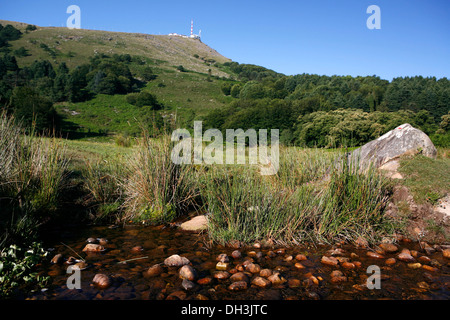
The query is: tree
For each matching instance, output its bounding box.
[10,86,56,130]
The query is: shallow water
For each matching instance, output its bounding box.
[26,224,450,300]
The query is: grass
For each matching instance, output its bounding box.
[398,152,450,204]
[199,148,397,246]
[0,112,69,247]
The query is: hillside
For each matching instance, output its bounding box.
[0,20,239,136]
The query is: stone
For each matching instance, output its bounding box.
[260,269,273,278]
[179,265,197,281]
[197,277,213,285]
[251,276,271,288]
[407,263,422,269]
[398,249,415,262]
[216,253,229,263]
[145,264,164,278]
[246,263,261,274]
[379,243,398,253]
[86,237,98,243]
[228,281,247,291]
[294,262,305,269]
[213,271,230,280]
[288,278,301,288]
[366,251,385,259]
[321,256,339,267]
[348,123,437,169]
[92,274,112,289]
[179,215,208,231]
[385,258,397,266]
[181,279,196,291]
[216,262,229,270]
[82,243,105,252]
[73,261,88,270]
[98,238,108,246]
[131,246,143,252]
[420,242,435,255]
[51,254,63,264]
[230,272,249,283]
[443,249,450,259]
[268,273,286,285]
[166,290,186,300]
[164,254,190,267]
[231,250,242,259]
[422,265,439,272]
[355,237,369,248]
[295,254,307,261]
[342,262,356,269]
[418,256,431,264]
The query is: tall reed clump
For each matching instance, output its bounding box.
[0,111,68,247]
[82,159,125,222]
[200,148,397,246]
[121,134,198,224]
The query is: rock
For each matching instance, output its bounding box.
[166,290,186,300]
[294,262,306,269]
[422,265,439,272]
[181,279,196,291]
[418,256,431,263]
[410,250,419,258]
[407,263,422,269]
[197,277,213,285]
[252,276,271,288]
[321,256,339,267]
[420,242,435,255]
[260,269,273,278]
[73,261,88,270]
[98,238,108,246]
[398,249,415,262]
[216,262,229,271]
[228,281,247,291]
[268,273,286,285]
[288,278,301,288]
[328,248,345,256]
[366,251,385,259]
[164,254,190,267]
[385,258,397,265]
[65,256,77,264]
[231,250,242,259]
[82,243,105,252]
[253,242,261,249]
[230,272,249,283]
[179,265,197,281]
[275,248,286,255]
[216,253,229,263]
[443,249,450,259]
[213,271,230,280]
[179,215,208,231]
[295,254,307,261]
[284,255,293,262]
[342,262,356,269]
[131,246,143,252]
[146,264,164,277]
[246,263,261,274]
[348,123,437,169]
[379,243,398,253]
[331,275,347,284]
[92,274,112,289]
[51,254,63,264]
[86,237,98,243]
[330,270,344,278]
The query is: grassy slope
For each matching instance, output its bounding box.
[1,20,236,135]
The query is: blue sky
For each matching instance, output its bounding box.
[1,0,449,80]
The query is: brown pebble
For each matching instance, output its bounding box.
[260,269,273,278]
[288,278,301,288]
[321,256,339,266]
[251,276,271,288]
[197,277,213,285]
[294,262,305,269]
[422,265,438,272]
[246,263,261,274]
[398,248,415,262]
[342,262,355,269]
[379,243,398,253]
[295,254,307,261]
[228,281,248,291]
[366,251,385,259]
[443,249,450,259]
[213,271,230,280]
[230,272,249,283]
[92,274,112,289]
[385,258,397,265]
[231,250,242,259]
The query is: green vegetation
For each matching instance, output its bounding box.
[398,153,450,204]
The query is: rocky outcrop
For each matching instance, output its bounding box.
[349,123,437,169]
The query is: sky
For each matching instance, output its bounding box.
[1,0,449,80]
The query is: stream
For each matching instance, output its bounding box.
[26,224,450,300]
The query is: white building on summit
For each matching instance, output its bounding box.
[168,19,201,41]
